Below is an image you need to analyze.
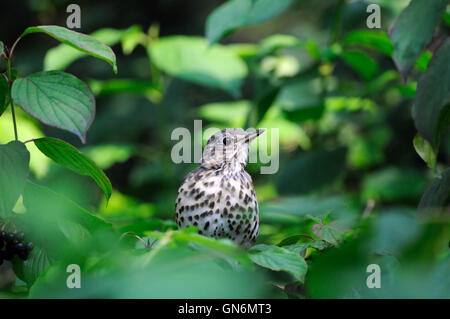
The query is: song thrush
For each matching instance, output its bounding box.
[175,128,264,249]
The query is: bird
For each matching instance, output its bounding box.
[175,128,265,249]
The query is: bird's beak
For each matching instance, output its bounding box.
[242,129,265,143]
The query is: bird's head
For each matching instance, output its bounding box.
[201,128,265,169]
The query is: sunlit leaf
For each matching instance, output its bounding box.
[206,0,295,44]
[148,36,247,96]
[342,30,392,56]
[23,25,117,73]
[413,134,436,169]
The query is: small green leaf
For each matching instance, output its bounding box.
[148,36,247,96]
[22,25,117,73]
[312,223,346,246]
[342,30,392,56]
[341,50,379,80]
[206,0,295,44]
[44,27,126,71]
[413,134,436,169]
[0,75,9,117]
[418,168,450,214]
[11,71,95,143]
[390,0,447,78]
[250,244,308,282]
[0,141,30,218]
[412,39,450,148]
[33,137,111,202]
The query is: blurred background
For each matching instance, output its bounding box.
[0,0,448,298]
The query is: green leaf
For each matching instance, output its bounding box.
[276,148,347,195]
[412,39,450,148]
[342,30,392,56]
[0,75,9,117]
[250,244,308,282]
[11,71,95,143]
[341,50,378,81]
[370,209,422,255]
[22,25,117,73]
[148,36,247,96]
[413,134,436,169]
[33,137,111,202]
[275,75,323,112]
[44,27,125,71]
[390,0,447,77]
[88,79,161,101]
[206,0,295,44]
[362,167,427,202]
[418,168,450,214]
[312,223,346,246]
[13,246,53,287]
[198,100,252,127]
[258,34,301,56]
[0,141,30,218]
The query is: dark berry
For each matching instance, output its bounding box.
[0,239,4,249]
[4,232,14,242]
[0,231,6,239]
[15,242,25,251]
[25,242,34,252]
[6,242,16,252]
[15,232,25,242]
[18,250,28,260]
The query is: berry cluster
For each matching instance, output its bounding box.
[0,231,34,265]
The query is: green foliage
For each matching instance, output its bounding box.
[0,141,29,218]
[148,36,247,96]
[32,138,112,201]
[22,25,117,73]
[390,0,448,77]
[12,71,95,143]
[206,0,295,44]
[412,40,450,148]
[0,0,449,299]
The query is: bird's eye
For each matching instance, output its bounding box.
[223,137,231,145]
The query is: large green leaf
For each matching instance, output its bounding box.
[0,141,30,218]
[276,148,347,195]
[33,137,111,201]
[0,75,8,116]
[44,27,125,71]
[250,244,308,282]
[206,0,295,44]
[418,168,450,214]
[11,71,95,143]
[148,36,247,96]
[412,39,450,148]
[22,25,117,73]
[390,0,447,77]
